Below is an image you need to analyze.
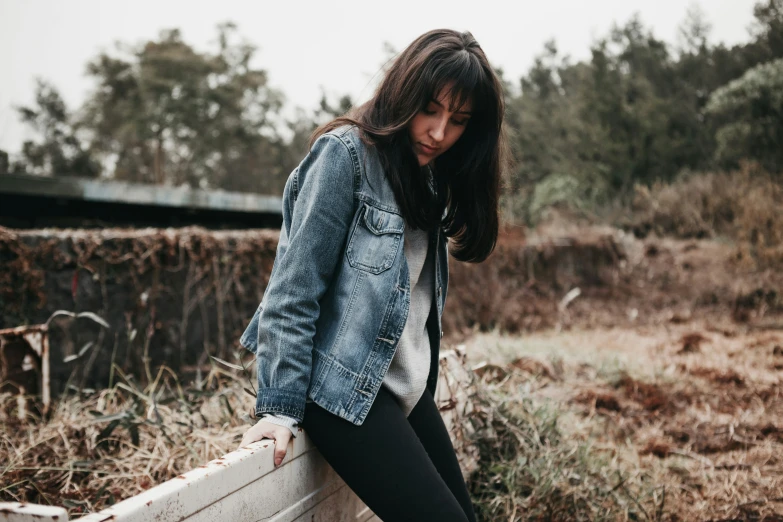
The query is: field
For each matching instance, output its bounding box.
[465,323,782,520]
[1,228,782,520]
[462,230,783,520]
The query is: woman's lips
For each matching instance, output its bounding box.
[418,142,439,155]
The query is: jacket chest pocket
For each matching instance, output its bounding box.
[346,203,404,274]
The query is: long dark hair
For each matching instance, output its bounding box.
[313,29,506,263]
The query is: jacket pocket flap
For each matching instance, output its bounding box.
[362,204,404,235]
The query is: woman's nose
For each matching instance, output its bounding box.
[429,117,447,142]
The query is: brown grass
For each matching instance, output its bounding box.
[463,322,783,520]
[0,362,253,515]
[627,164,783,269]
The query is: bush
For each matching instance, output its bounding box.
[467,388,659,520]
[624,164,783,267]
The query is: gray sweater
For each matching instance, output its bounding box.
[263,221,433,434]
[380,223,433,415]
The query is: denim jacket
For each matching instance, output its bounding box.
[239,125,448,425]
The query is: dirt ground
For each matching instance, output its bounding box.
[462,231,783,520]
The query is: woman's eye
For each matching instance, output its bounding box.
[452,118,468,126]
[422,108,436,115]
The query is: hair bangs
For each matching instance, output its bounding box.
[426,50,484,114]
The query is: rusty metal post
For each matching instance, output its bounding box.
[0,324,51,417]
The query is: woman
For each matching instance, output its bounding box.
[238,29,505,522]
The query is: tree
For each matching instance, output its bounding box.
[677,4,712,55]
[80,23,288,192]
[752,0,783,60]
[503,0,783,225]
[0,150,9,174]
[706,58,783,172]
[11,80,99,177]
[505,42,613,222]
[506,16,716,223]
[9,24,355,195]
[275,92,354,180]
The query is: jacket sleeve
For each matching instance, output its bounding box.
[254,133,356,422]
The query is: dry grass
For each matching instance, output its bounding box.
[627,164,783,269]
[0,361,254,515]
[2,323,782,520]
[446,227,625,336]
[467,377,663,520]
[464,322,783,520]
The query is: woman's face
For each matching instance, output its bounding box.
[408,87,472,167]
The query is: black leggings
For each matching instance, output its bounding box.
[301,386,477,522]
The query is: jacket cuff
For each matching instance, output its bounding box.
[255,388,305,423]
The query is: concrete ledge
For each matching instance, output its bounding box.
[0,503,68,522]
[0,435,377,522]
[77,433,377,522]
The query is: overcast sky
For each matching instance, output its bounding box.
[0,0,759,154]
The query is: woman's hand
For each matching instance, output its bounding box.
[239,419,293,467]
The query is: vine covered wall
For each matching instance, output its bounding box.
[0,225,625,397]
[0,227,278,394]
